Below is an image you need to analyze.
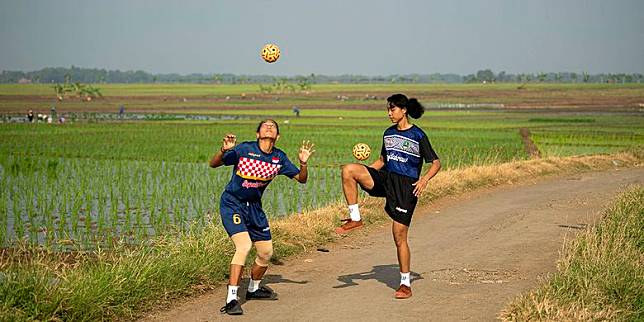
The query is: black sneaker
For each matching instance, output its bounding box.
[246,286,279,300]
[220,299,243,315]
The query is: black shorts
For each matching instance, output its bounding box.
[360,166,418,226]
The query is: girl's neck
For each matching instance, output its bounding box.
[258,138,275,154]
[396,117,412,131]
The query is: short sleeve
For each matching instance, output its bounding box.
[278,153,300,178]
[222,145,241,166]
[380,129,389,160]
[419,134,439,163]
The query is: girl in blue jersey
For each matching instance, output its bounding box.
[337,94,441,299]
[210,119,315,315]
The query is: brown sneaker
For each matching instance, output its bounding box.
[335,219,363,234]
[395,285,412,299]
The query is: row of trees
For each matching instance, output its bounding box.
[1,66,642,84]
[466,69,643,84]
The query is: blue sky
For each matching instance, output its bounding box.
[1,0,642,75]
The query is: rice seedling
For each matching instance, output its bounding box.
[0,108,641,248]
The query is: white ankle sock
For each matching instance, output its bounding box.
[248,279,261,292]
[348,204,361,221]
[400,272,411,287]
[227,285,239,303]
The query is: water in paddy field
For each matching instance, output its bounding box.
[0,112,251,123]
[0,155,345,249]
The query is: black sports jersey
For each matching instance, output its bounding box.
[380,125,438,179]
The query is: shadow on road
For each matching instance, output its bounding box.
[334,264,423,290]
[237,274,309,304]
[263,274,309,286]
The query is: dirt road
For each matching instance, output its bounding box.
[142,168,643,321]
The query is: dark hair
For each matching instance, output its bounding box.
[387,93,425,119]
[256,119,280,134]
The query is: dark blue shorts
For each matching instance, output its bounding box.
[219,191,271,241]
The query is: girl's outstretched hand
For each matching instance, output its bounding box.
[299,140,315,163]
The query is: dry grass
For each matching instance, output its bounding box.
[502,294,623,321]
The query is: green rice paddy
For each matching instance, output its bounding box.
[1,83,643,248]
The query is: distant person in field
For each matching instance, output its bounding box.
[119,105,125,119]
[27,110,34,122]
[209,119,315,315]
[336,93,441,299]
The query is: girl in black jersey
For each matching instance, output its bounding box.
[337,94,441,299]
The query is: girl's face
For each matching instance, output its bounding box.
[256,121,280,140]
[387,103,407,123]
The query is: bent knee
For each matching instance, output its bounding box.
[236,242,252,254]
[341,163,362,177]
[231,233,253,265]
[257,248,273,261]
[341,164,351,176]
[231,244,252,266]
[254,241,274,267]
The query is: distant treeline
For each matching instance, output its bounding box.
[1,66,642,84]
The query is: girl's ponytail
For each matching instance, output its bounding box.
[406,98,425,119]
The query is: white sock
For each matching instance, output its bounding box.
[227,285,239,303]
[348,204,361,221]
[400,272,411,287]
[248,279,261,293]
